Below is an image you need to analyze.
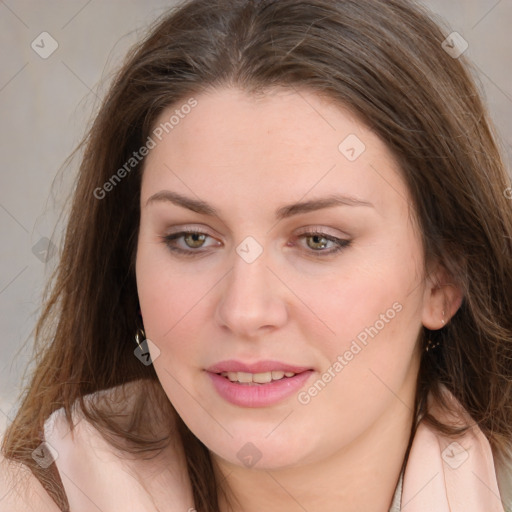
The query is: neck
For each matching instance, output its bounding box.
[213,399,414,512]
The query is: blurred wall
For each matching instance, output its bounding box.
[1,0,511,432]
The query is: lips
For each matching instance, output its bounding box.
[205,360,314,407]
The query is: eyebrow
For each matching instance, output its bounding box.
[145,190,374,221]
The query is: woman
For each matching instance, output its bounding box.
[1,0,511,510]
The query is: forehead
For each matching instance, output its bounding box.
[141,86,408,219]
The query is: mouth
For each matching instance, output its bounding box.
[216,370,302,385]
[205,361,314,407]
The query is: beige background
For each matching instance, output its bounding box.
[1,0,511,432]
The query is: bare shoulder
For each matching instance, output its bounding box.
[0,452,60,512]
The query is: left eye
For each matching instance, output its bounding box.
[293,230,351,256]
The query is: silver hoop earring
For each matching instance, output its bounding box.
[135,328,146,350]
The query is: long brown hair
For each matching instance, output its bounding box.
[3,0,512,510]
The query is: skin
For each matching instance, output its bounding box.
[135,86,462,512]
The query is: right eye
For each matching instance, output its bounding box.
[161,229,221,257]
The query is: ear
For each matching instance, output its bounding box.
[421,263,463,329]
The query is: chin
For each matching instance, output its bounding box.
[197,426,321,471]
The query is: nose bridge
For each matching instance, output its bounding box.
[215,238,288,336]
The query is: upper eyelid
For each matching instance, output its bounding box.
[164,225,217,241]
[294,226,349,238]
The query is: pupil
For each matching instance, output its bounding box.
[187,233,205,247]
[311,235,326,249]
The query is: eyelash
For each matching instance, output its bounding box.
[161,228,351,258]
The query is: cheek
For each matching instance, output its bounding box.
[136,216,423,361]
[298,250,419,353]
[135,238,216,366]
[291,257,422,440]
[294,253,424,414]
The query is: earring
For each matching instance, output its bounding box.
[135,328,146,350]
[425,338,441,352]
[425,310,446,352]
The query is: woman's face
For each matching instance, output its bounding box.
[136,86,438,469]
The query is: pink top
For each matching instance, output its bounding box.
[40,383,512,511]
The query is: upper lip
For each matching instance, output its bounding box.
[206,360,312,374]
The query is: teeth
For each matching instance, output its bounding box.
[253,372,273,383]
[236,371,253,383]
[220,370,297,384]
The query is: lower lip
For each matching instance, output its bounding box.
[206,371,314,407]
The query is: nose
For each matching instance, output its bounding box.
[214,246,288,338]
